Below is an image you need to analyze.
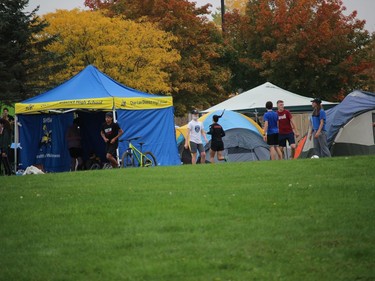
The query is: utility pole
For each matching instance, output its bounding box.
[221,0,225,32]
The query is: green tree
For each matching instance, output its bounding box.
[225,0,373,100]
[85,0,232,115]
[0,0,61,104]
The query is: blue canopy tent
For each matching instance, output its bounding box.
[15,65,180,172]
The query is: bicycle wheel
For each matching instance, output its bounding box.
[142,151,157,167]
[121,151,134,168]
[103,163,113,169]
[90,163,101,170]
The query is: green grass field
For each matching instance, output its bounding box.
[1,156,374,281]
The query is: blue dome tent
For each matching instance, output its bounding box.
[176,110,270,163]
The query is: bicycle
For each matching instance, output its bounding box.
[120,137,158,168]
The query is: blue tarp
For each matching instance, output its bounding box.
[326,90,375,145]
[118,107,179,166]
[21,65,156,104]
[18,114,73,172]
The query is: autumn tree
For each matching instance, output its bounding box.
[0,0,61,104]
[38,9,180,94]
[225,0,373,100]
[85,0,232,115]
[360,34,375,92]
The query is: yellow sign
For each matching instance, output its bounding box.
[15,98,114,114]
[115,97,173,110]
[15,97,173,114]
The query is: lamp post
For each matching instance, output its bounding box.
[221,0,225,32]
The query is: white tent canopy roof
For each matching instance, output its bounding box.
[203,82,336,113]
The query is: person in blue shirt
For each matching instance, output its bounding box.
[310,98,331,157]
[263,101,282,160]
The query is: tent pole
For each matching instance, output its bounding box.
[285,143,289,160]
[112,109,117,123]
[14,115,18,173]
[300,114,303,143]
[112,109,120,167]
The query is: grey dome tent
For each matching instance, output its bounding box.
[326,90,375,156]
[212,127,269,162]
[295,90,375,158]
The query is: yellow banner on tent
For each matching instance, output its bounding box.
[114,97,173,110]
[15,98,114,114]
[16,97,173,114]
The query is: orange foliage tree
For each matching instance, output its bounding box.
[224,0,373,100]
[85,0,232,115]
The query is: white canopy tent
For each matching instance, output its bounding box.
[203,82,336,115]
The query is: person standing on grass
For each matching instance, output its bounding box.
[101,112,124,168]
[66,117,83,171]
[184,109,208,164]
[309,98,331,157]
[263,101,282,160]
[207,114,226,163]
[0,118,12,175]
[277,100,299,159]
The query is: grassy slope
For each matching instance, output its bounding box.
[1,156,374,281]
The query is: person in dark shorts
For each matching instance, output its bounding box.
[100,112,124,168]
[66,117,83,171]
[207,114,226,163]
[277,100,299,159]
[263,101,282,160]
[184,109,208,164]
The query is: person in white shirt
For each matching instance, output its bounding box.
[184,109,208,164]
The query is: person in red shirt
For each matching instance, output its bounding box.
[277,100,299,159]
